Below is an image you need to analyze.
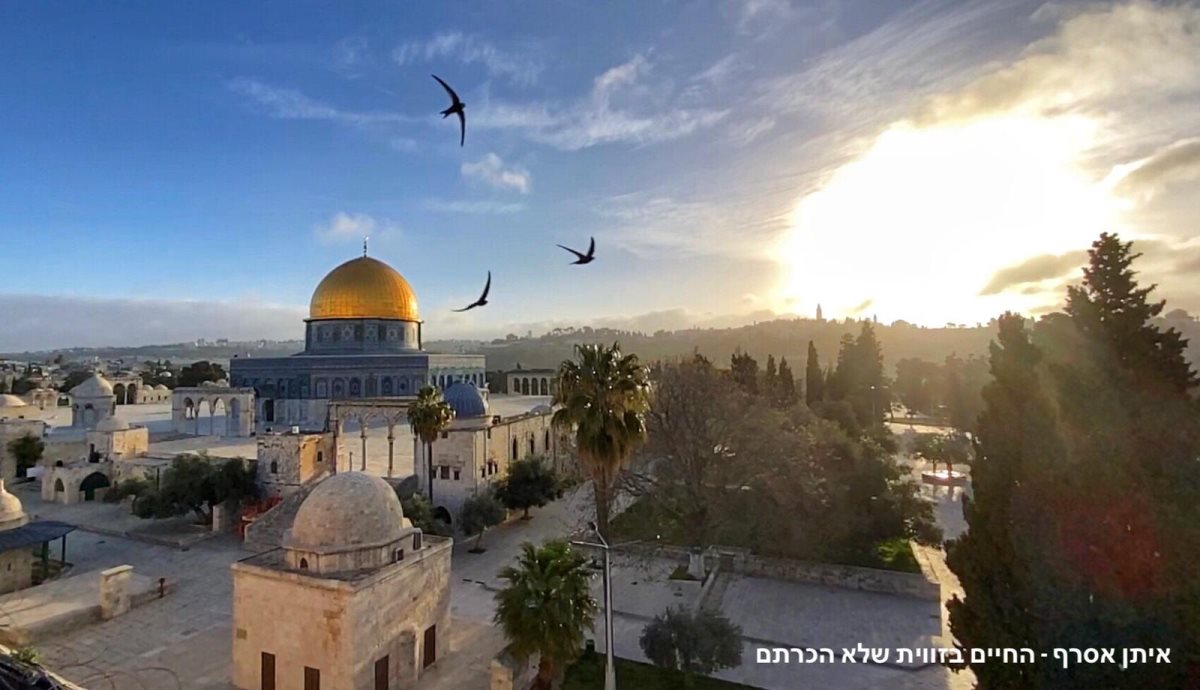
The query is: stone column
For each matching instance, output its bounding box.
[331,419,342,475]
[360,425,368,472]
[387,428,396,478]
[100,565,134,620]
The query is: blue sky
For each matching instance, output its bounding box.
[2,1,1198,350]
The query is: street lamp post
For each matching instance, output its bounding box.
[572,521,616,690]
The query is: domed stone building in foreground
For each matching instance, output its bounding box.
[229,254,485,431]
[231,472,451,690]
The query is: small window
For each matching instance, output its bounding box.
[269,461,278,474]
[316,451,323,464]
[439,466,450,480]
[413,532,422,550]
[393,549,404,562]
[481,467,486,478]
[441,431,448,439]
[304,667,320,690]
[299,558,308,570]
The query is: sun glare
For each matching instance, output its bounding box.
[774,115,1121,325]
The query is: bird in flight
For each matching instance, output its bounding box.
[557,237,596,265]
[453,271,491,312]
[432,74,466,147]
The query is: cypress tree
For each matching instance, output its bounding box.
[805,341,823,405]
[776,357,797,408]
[764,354,778,401]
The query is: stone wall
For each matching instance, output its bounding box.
[256,432,332,498]
[619,543,940,601]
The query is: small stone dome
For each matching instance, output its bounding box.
[287,472,406,552]
[71,373,114,398]
[443,382,488,418]
[0,395,28,408]
[154,384,169,391]
[95,416,131,432]
[0,481,29,532]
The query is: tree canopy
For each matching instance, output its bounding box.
[459,489,505,551]
[494,540,597,690]
[639,607,743,683]
[496,456,561,519]
[552,342,650,539]
[176,361,226,387]
[947,233,1200,688]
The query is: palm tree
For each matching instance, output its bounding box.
[408,386,454,502]
[494,540,598,690]
[553,342,650,539]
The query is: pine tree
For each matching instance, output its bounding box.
[1065,233,1197,396]
[804,341,823,405]
[948,236,1200,688]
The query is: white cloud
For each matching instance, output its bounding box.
[424,199,526,215]
[460,153,531,194]
[228,78,414,127]
[313,212,399,244]
[598,192,784,259]
[333,36,369,73]
[393,32,542,85]
[1110,138,1200,202]
[473,55,729,150]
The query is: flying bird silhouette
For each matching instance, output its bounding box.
[453,271,491,312]
[432,74,466,147]
[557,237,596,265]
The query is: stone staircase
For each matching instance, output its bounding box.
[242,477,325,552]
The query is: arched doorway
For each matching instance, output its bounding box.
[228,397,241,436]
[263,399,275,423]
[521,378,530,395]
[112,383,126,405]
[210,397,226,436]
[80,472,111,501]
[127,383,138,403]
[54,478,65,497]
[432,506,452,527]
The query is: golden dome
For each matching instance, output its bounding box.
[309,257,420,321]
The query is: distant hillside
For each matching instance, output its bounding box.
[431,318,999,373]
[438,310,1200,375]
[10,310,1198,376]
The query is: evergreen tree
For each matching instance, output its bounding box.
[729,350,758,395]
[775,357,798,408]
[946,314,1063,688]
[948,235,1200,688]
[1065,233,1197,396]
[763,354,778,401]
[804,341,823,405]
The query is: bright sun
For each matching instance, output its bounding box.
[773,115,1122,326]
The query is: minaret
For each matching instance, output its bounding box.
[816,304,824,322]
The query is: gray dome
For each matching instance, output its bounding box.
[95,416,130,432]
[287,472,406,551]
[71,373,113,398]
[443,382,488,418]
